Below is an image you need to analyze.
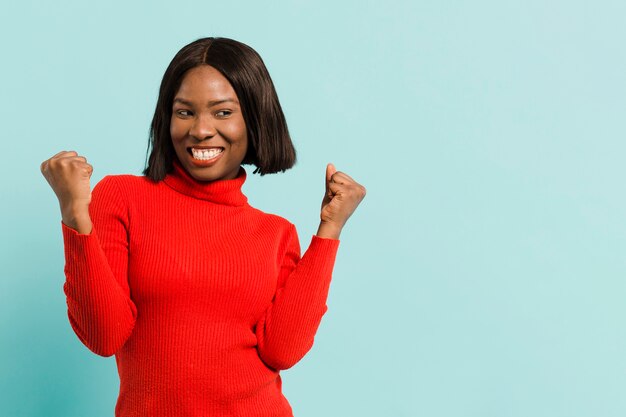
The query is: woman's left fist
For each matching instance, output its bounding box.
[317,163,366,239]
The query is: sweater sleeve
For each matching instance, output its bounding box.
[61,176,137,357]
[255,224,340,370]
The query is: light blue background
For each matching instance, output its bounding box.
[2,1,626,416]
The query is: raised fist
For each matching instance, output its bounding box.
[318,163,366,239]
[41,150,94,213]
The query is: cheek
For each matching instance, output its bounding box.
[232,119,248,145]
[170,118,185,142]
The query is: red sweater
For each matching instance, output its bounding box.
[61,159,340,417]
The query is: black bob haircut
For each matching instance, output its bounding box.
[143,37,296,181]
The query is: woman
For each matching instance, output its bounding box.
[40,37,365,416]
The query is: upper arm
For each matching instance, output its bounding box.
[88,175,132,297]
[275,223,301,292]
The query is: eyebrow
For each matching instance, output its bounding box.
[173,97,239,107]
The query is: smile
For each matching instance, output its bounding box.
[188,147,224,161]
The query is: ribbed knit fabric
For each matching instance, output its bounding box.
[61,159,340,417]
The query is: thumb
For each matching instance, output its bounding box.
[325,163,337,193]
[326,163,337,182]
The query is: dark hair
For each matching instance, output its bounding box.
[143,37,296,180]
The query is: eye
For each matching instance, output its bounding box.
[175,109,193,117]
[216,110,232,117]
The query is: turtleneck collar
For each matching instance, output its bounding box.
[162,158,248,206]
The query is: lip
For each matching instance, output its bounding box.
[187,146,224,151]
[187,146,225,167]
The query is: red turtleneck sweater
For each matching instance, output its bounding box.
[61,160,340,417]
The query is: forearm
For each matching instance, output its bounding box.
[256,235,340,370]
[62,223,136,356]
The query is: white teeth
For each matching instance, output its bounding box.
[191,148,223,160]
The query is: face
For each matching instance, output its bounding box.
[170,65,248,182]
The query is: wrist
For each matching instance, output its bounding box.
[60,202,92,234]
[316,221,342,240]
[60,201,88,218]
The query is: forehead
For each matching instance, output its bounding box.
[175,65,237,100]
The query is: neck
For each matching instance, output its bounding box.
[161,159,248,206]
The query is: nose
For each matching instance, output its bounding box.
[189,114,216,140]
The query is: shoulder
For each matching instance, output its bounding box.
[246,205,295,229]
[90,174,160,212]
[245,205,298,238]
[93,174,158,195]
[244,206,301,256]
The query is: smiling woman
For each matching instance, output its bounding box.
[40,37,366,417]
[170,65,249,182]
[145,37,296,181]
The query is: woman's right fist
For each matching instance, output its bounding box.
[40,150,94,209]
